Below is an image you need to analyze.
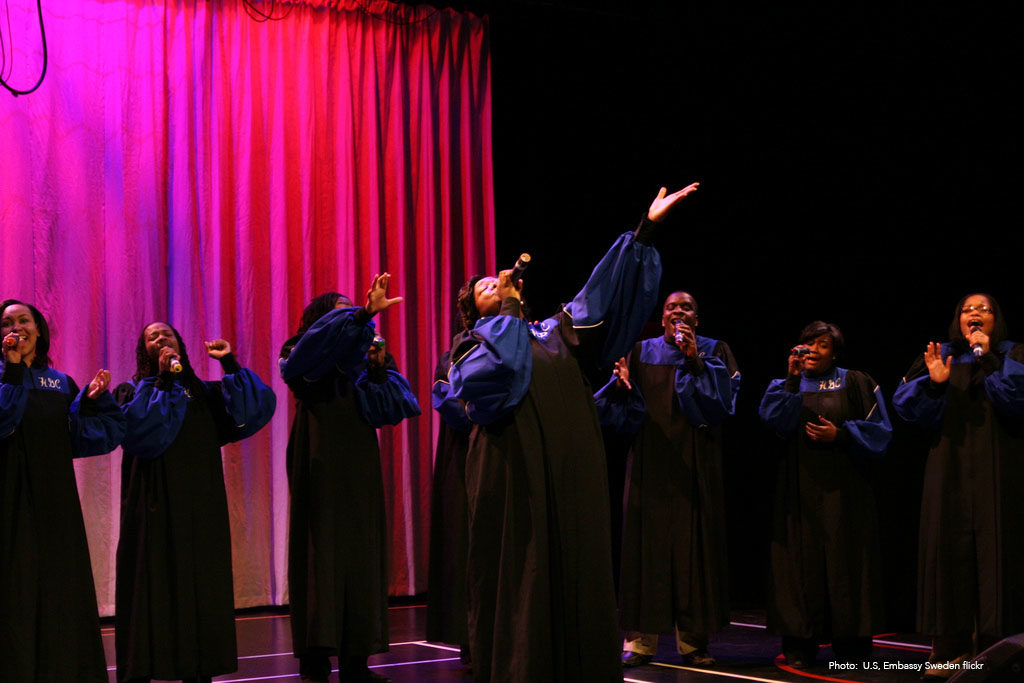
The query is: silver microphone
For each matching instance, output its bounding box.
[969,321,984,358]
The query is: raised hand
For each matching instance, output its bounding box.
[365,273,403,316]
[924,342,951,383]
[805,415,838,442]
[205,339,232,359]
[87,369,112,399]
[647,182,700,223]
[613,356,631,391]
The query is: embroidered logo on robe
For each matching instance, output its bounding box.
[38,376,63,391]
[530,320,553,340]
[818,376,843,391]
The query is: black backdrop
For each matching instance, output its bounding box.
[445,1,1021,630]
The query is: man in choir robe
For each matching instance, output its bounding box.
[595,291,740,667]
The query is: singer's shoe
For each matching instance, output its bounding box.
[683,650,716,667]
[621,652,653,668]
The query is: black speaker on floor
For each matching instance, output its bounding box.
[947,634,1024,682]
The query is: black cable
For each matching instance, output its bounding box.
[0,0,46,97]
[1,0,14,82]
[242,0,294,22]
[356,0,439,26]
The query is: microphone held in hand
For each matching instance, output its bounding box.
[509,253,531,285]
[170,357,183,373]
[969,321,984,358]
[673,319,686,348]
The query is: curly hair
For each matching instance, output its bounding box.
[132,322,192,382]
[456,276,485,333]
[948,292,1009,355]
[296,292,354,336]
[0,299,52,368]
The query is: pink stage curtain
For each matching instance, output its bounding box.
[0,0,493,614]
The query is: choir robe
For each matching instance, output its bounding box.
[594,334,740,637]
[1,361,126,683]
[114,354,277,681]
[280,307,421,664]
[758,366,892,642]
[893,341,1024,643]
[426,351,471,651]
[449,227,661,683]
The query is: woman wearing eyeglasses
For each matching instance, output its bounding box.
[893,294,1024,675]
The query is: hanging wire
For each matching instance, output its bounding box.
[242,0,294,22]
[356,0,439,25]
[1,0,16,82]
[0,0,46,97]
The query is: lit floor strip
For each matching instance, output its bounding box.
[729,621,768,630]
[652,661,791,682]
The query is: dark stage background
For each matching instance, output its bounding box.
[472,2,1021,630]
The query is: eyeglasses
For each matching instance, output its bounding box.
[961,304,993,314]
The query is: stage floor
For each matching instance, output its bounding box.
[100,605,934,682]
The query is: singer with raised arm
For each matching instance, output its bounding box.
[1,299,126,682]
[448,182,698,683]
[280,274,421,683]
[593,291,740,669]
[757,321,892,669]
[114,323,277,683]
[893,293,1024,674]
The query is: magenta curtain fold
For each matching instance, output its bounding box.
[0,0,493,613]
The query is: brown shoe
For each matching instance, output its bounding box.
[684,650,716,667]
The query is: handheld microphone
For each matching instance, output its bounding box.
[968,321,984,358]
[508,253,531,285]
[792,345,811,357]
[673,319,687,347]
[170,357,183,373]
[2,335,19,351]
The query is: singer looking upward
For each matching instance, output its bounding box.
[448,183,699,683]
[893,294,1024,672]
[114,323,277,683]
[593,291,739,669]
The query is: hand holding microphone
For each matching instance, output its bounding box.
[788,345,810,377]
[498,253,530,300]
[159,346,183,374]
[672,319,697,358]
[967,321,988,358]
[2,332,24,363]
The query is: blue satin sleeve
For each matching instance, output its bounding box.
[119,378,188,459]
[449,306,532,426]
[892,375,947,430]
[70,388,127,457]
[0,362,28,438]
[843,383,893,459]
[432,377,472,432]
[563,231,662,366]
[220,367,277,440]
[355,367,422,428]
[677,355,740,427]
[758,379,803,437]
[593,375,646,436]
[984,353,1024,418]
[279,307,375,381]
